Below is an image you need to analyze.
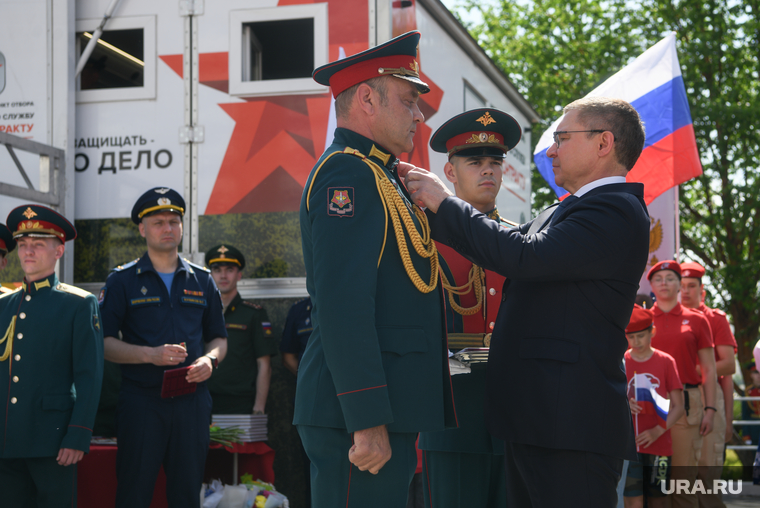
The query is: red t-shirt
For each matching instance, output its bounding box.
[697,303,737,357]
[650,303,713,386]
[625,349,683,456]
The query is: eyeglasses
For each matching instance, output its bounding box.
[552,130,607,147]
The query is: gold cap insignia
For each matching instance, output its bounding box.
[158,197,171,206]
[218,245,228,258]
[466,133,497,145]
[476,112,496,126]
[409,60,419,74]
[22,207,37,219]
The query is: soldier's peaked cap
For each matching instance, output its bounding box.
[131,187,186,224]
[205,244,245,270]
[313,31,429,98]
[431,108,522,158]
[6,204,76,242]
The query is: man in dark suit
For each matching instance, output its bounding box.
[297,30,455,508]
[402,97,649,507]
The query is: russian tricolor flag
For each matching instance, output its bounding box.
[533,33,702,204]
[633,373,669,427]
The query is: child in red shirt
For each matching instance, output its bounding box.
[624,305,685,508]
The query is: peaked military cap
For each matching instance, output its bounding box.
[6,204,77,242]
[205,244,245,270]
[313,30,429,98]
[0,224,15,253]
[431,108,522,159]
[131,187,185,224]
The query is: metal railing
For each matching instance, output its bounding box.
[728,396,760,451]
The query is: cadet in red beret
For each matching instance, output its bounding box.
[624,304,684,508]
[648,260,717,508]
[680,261,737,506]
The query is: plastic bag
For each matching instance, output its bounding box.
[219,484,249,508]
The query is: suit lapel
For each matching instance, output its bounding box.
[527,204,560,235]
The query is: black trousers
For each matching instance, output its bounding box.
[0,456,77,508]
[504,442,623,508]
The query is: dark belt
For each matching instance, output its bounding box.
[447,333,492,349]
[684,383,700,389]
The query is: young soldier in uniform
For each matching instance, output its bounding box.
[298,31,455,507]
[280,297,313,377]
[648,260,717,508]
[205,244,278,415]
[0,224,15,293]
[680,261,737,508]
[418,108,521,508]
[624,305,685,508]
[99,188,227,508]
[0,205,104,507]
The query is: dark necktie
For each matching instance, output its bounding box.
[549,195,578,226]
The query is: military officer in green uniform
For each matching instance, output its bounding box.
[205,244,278,414]
[297,31,456,508]
[418,109,521,508]
[0,205,104,507]
[0,224,16,294]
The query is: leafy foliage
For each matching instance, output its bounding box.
[459,0,760,383]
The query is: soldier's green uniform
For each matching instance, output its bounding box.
[0,205,104,508]
[205,244,279,415]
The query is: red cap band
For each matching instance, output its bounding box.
[445,131,505,154]
[14,219,66,241]
[329,55,420,97]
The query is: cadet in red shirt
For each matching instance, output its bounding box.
[624,305,684,508]
[680,261,736,508]
[648,260,717,508]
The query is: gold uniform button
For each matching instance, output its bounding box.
[19,312,26,319]
[10,397,17,404]
[489,322,495,330]
[12,376,18,383]
[489,288,496,296]
[17,333,23,339]
[14,354,20,361]
[25,295,31,301]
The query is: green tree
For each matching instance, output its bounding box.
[458,0,760,385]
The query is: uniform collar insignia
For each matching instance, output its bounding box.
[369,145,391,166]
[34,279,51,291]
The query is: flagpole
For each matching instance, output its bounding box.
[634,372,640,453]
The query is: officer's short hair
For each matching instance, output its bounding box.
[335,76,388,120]
[564,97,645,171]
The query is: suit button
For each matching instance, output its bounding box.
[489,322,495,330]
[10,397,17,404]
[25,295,31,301]
[489,288,496,296]
[12,376,18,383]
[14,354,20,361]
[19,312,26,319]
[17,333,22,339]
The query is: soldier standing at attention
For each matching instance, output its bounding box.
[418,108,521,508]
[0,224,16,293]
[0,205,104,507]
[205,244,278,415]
[297,31,456,507]
[99,187,227,508]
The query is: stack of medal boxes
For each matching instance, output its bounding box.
[212,414,268,442]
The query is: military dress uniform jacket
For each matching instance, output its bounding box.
[418,214,508,455]
[99,254,226,392]
[429,183,649,461]
[207,292,278,414]
[0,274,104,457]
[280,297,313,362]
[295,128,456,434]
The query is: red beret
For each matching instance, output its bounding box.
[626,305,654,334]
[647,260,681,281]
[680,262,705,279]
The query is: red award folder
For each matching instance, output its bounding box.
[161,366,197,398]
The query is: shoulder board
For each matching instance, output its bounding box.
[184,259,210,272]
[500,218,519,227]
[0,287,20,299]
[112,258,140,272]
[242,300,262,309]
[56,283,92,299]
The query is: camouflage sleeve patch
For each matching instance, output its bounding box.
[328,187,354,217]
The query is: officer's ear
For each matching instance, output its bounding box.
[235,269,243,282]
[138,221,146,238]
[53,239,65,260]
[443,160,458,185]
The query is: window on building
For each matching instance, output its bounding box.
[76,29,144,90]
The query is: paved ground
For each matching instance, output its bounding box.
[723,481,760,507]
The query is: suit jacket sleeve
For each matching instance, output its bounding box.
[430,192,646,282]
[305,155,394,432]
[61,294,104,452]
